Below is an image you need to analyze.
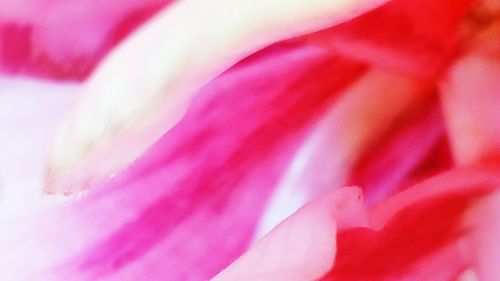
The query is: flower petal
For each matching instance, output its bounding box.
[44,0,388,194]
[217,167,500,281]
[0,0,172,80]
[305,0,474,77]
[441,53,500,165]
[466,191,500,281]
[1,44,365,280]
[348,94,453,204]
[258,69,435,234]
[321,166,500,280]
[213,187,366,281]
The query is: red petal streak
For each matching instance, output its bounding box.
[323,193,479,280]
[321,167,500,280]
[304,0,474,78]
[349,93,454,204]
[0,0,171,80]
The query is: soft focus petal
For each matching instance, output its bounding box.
[216,167,500,281]
[213,187,366,281]
[322,166,500,280]
[0,0,171,80]
[348,94,453,204]
[258,70,445,234]
[0,44,365,280]
[305,0,474,77]
[466,192,500,280]
[44,0,388,194]
[441,53,500,165]
[2,0,499,280]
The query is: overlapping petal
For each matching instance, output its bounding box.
[1,0,499,280]
[1,40,365,280]
[43,0,388,195]
[215,167,500,281]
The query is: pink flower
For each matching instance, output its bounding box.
[1,0,499,280]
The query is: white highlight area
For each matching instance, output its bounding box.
[0,77,78,220]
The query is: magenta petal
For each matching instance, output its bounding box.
[1,44,365,280]
[43,0,387,195]
[0,0,171,80]
[66,46,364,281]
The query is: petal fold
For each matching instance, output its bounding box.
[1,43,365,281]
[213,187,366,281]
[44,0,387,194]
[323,166,500,280]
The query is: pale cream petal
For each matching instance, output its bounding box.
[45,0,388,193]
